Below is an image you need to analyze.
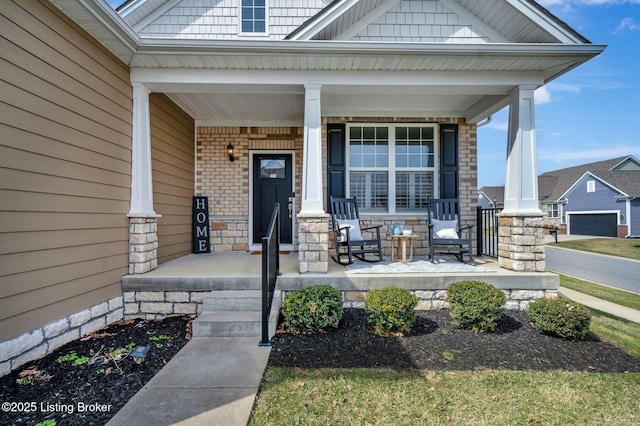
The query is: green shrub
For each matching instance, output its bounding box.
[281,285,343,333]
[446,280,506,332]
[365,287,418,336]
[526,298,592,340]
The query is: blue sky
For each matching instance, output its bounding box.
[106,0,639,187]
[478,0,640,186]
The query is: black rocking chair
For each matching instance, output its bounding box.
[330,196,383,265]
[427,198,474,263]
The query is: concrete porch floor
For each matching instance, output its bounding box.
[122,251,559,294]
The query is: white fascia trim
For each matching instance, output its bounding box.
[440,0,508,43]
[58,0,141,52]
[287,0,360,41]
[505,0,584,44]
[135,38,606,57]
[132,0,183,32]
[132,68,544,87]
[335,0,402,41]
[610,155,640,170]
[116,0,146,17]
[559,172,628,201]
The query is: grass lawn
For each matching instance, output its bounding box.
[251,368,640,425]
[559,273,640,312]
[550,238,640,261]
[250,274,640,425]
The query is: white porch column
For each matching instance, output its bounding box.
[128,83,160,274]
[130,83,155,215]
[298,84,329,273]
[300,84,324,215]
[503,85,540,214]
[499,85,545,272]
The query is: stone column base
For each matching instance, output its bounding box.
[128,214,161,274]
[297,213,329,273]
[498,212,545,272]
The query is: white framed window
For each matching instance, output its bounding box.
[240,0,267,34]
[347,124,437,213]
[587,180,596,193]
[546,203,559,218]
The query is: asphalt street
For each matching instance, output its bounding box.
[545,245,640,294]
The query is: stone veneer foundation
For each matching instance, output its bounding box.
[297,214,330,273]
[0,296,124,377]
[498,213,546,272]
[123,291,206,319]
[284,289,557,311]
[128,214,160,274]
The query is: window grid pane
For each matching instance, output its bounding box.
[395,127,434,168]
[349,126,389,169]
[241,0,266,33]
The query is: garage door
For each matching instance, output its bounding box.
[569,213,617,237]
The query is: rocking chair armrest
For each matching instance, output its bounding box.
[361,224,382,231]
[460,223,474,238]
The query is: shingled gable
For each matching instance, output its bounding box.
[286,0,591,44]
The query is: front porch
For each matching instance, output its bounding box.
[121,251,559,319]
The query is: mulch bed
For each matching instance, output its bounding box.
[269,308,640,372]
[1,309,638,425]
[0,316,192,426]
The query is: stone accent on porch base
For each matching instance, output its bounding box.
[0,296,124,378]
[128,214,161,274]
[278,288,558,312]
[498,212,546,272]
[297,213,329,273]
[123,291,206,319]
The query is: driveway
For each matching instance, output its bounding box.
[545,245,640,294]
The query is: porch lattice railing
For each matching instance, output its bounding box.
[260,203,280,346]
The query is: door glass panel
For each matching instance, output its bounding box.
[260,159,285,179]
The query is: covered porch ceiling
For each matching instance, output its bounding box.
[132,40,604,126]
[161,82,513,126]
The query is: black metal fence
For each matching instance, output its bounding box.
[477,206,502,258]
[259,203,280,346]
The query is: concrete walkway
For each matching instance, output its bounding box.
[106,337,271,426]
[559,287,640,324]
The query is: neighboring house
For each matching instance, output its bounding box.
[478,186,504,209]
[1,0,603,375]
[478,156,640,237]
[540,156,640,238]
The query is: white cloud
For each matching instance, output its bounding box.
[614,17,640,33]
[534,86,553,104]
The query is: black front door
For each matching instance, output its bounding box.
[253,154,293,244]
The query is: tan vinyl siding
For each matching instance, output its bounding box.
[151,94,195,263]
[0,0,132,342]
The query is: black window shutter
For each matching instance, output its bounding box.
[327,124,346,210]
[440,124,459,199]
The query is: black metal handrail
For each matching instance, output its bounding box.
[477,206,502,257]
[259,203,280,346]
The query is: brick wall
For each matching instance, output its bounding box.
[196,126,303,251]
[196,119,477,254]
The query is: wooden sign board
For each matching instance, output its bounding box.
[193,197,211,253]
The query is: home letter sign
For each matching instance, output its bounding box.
[193,197,210,253]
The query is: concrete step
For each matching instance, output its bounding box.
[193,290,281,338]
[202,290,262,312]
